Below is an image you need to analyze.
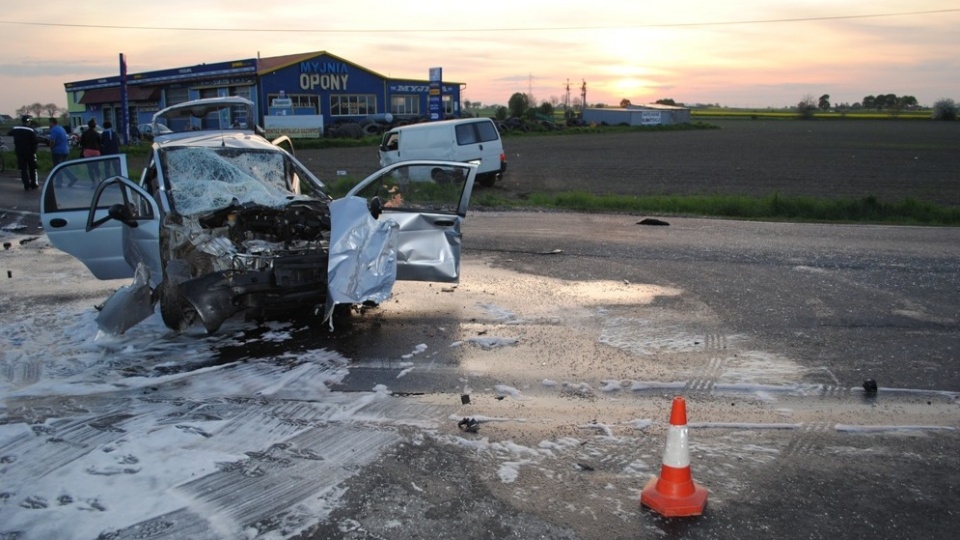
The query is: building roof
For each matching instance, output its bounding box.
[78,86,161,104]
[625,103,689,111]
[256,50,387,79]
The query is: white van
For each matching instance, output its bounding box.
[379,118,506,187]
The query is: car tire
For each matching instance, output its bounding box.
[159,279,197,331]
[478,173,497,188]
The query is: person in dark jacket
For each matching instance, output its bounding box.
[6,115,39,190]
[100,120,120,155]
[79,118,101,158]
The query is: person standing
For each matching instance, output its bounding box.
[79,118,102,158]
[99,120,121,178]
[49,117,70,167]
[6,115,39,190]
[100,120,120,155]
[72,119,103,188]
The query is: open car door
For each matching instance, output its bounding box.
[40,155,134,279]
[345,160,477,282]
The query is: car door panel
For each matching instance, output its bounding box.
[40,155,131,280]
[87,177,162,287]
[345,160,477,283]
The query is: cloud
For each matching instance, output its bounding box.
[0,60,115,79]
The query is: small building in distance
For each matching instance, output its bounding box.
[583,103,691,126]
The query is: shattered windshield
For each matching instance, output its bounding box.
[160,146,305,216]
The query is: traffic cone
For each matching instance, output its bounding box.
[640,396,708,517]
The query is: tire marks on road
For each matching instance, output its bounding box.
[685,334,727,394]
[783,422,835,457]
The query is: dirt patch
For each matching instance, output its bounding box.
[300,119,960,206]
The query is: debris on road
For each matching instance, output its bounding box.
[458,417,480,433]
[637,218,669,226]
[466,336,519,350]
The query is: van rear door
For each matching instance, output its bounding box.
[454,119,504,184]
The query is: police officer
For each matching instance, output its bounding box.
[7,115,39,190]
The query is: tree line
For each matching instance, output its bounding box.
[14,102,67,120]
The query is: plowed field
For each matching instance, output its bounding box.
[299,119,960,206]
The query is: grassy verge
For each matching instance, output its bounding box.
[470,191,960,226]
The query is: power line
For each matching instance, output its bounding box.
[1,8,958,34]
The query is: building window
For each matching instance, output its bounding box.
[443,95,454,115]
[230,86,252,100]
[390,95,420,116]
[266,93,319,114]
[229,86,254,126]
[165,87,189,107]
[330,94,377,117]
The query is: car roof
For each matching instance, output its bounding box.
[385,117,495,134]
[152,96,253,124]
[153,131,280,150]
[150,96,256,141]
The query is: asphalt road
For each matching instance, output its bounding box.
[1,125,959,539]
[2,203,958,539]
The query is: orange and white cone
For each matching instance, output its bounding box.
[640,396,708,517]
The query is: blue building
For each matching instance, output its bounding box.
[63,51,462,138]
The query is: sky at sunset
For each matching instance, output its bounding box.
[1,1,958,115]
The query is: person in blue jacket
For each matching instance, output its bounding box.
[48,117,70,167]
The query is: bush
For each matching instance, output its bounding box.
[796,94,817,119]
[932,98,957,121]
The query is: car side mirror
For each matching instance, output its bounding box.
[368,196,384,219]
[108,203,139,228]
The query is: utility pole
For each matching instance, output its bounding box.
[581,79,587,116]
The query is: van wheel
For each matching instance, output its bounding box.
[478,174,496,188]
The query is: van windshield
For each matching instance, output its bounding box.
[381,132,399,151]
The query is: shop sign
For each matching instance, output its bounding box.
[299,74,349,90]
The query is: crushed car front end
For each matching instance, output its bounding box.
[149,140,338,332]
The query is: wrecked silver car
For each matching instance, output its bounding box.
[40,97,477,333]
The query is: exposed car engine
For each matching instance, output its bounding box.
[167,200,331,276]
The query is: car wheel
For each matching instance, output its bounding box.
[159,280,197,331]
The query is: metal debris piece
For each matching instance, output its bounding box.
[458,417,480,433]
[637,218,670,226]
[576,462,595,471]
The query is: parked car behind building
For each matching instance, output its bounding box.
[34,126,51,147]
